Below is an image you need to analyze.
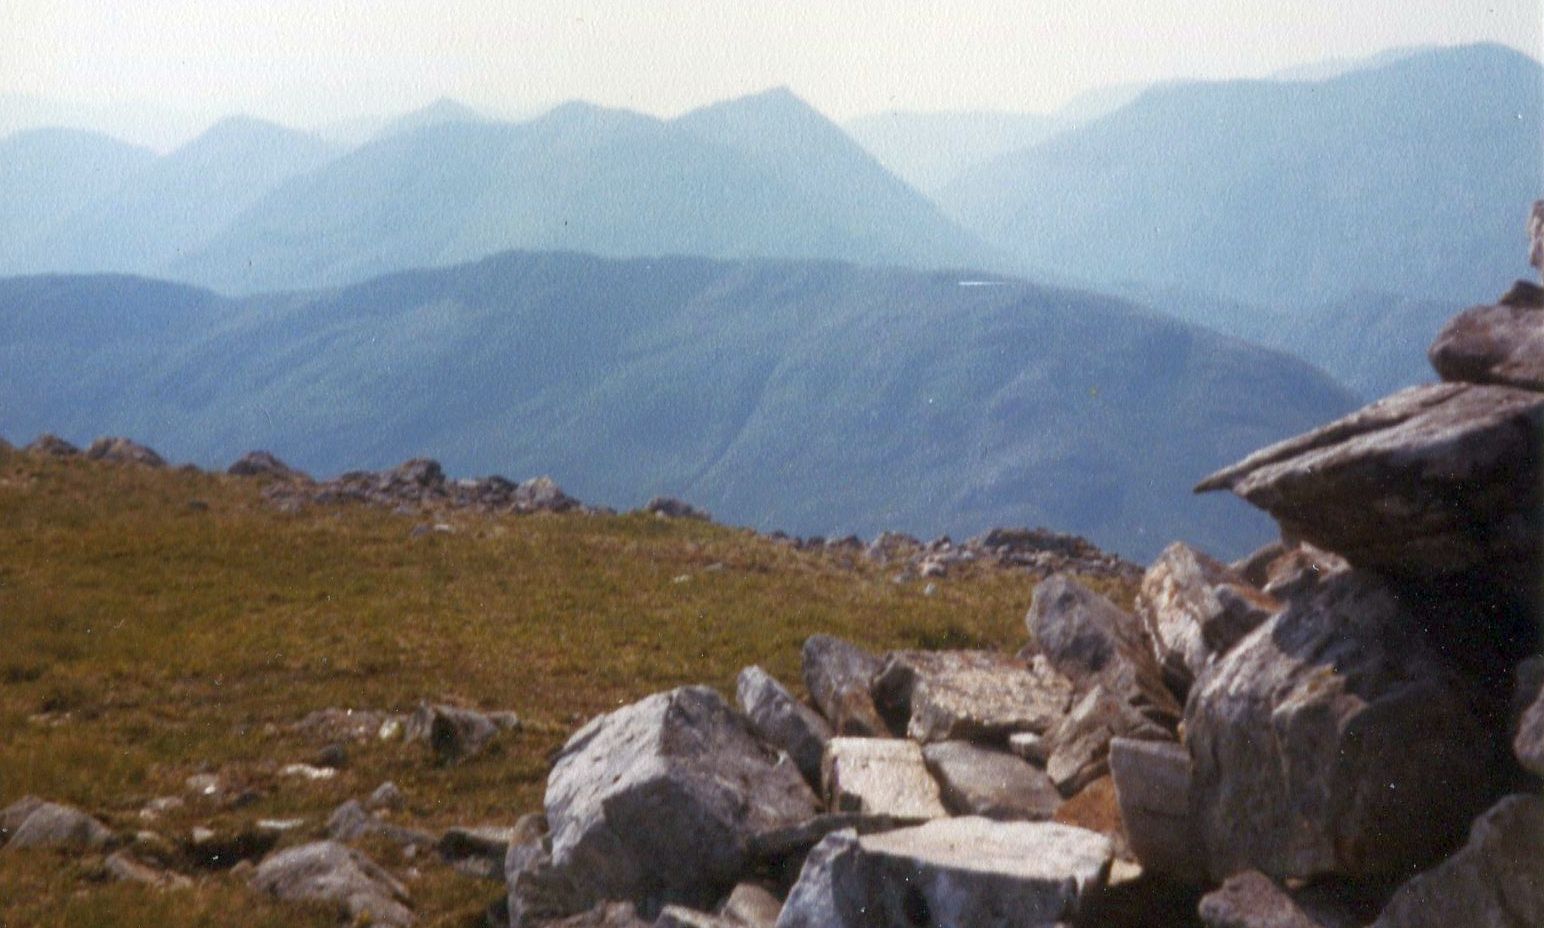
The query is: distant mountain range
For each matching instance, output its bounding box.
[844,112,1067,196]
[941,43,1543,308]
[0,253,1355,560]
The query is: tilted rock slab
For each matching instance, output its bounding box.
[250,840,414,927]
[543,686,819,916]
[870,650,1073,743]
[1186,567,1501,881]
[801,635,887,736]
[774,817,1113,928]
[737,665,832,787]
[1024,574,1180,722]
[1370,793,1544,928]
[1429,295,1544,392]
[1136,543,1280,696]
[1196,382,1544,589]
[920,740,1061,820]
[822,737,947,820]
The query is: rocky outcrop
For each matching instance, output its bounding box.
[85,436,166,467]
[736,666,832,787]
[1370,794,1544,928]
[645,497,712,520]
[1429,297,1544,391]
[263,456,584,516]
[228,450,308,481]
[801,635,886,737]
[24,433,80,456]
[540,686,818,917]
[250,841,414,927]
[1185,565,1500,881]
[870,650,1072,743]
[775,818,1113,928]
[1197,381,1543,590]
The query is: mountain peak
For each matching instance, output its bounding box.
[373,98,487,141]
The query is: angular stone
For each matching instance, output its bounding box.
[1186,567,1501,881]
[801,635,886,736]
[1200,870,1361,928]
[920,740,1060,820]
[1024,574,1180,720]
[1108,737,1206,881]
[250,840,413,927]
[85,436,166,467]
[736,665,832,786]
[1429,300,1544,392]
[1137,543,1280,696]
[1007,732,1048,766]
[822,737,947,820]
[719,882,783,927]
[404,702,517,763]
[774,818,1113,928]
[544,686,819,917]
[1,800,113,852]
[1371,794,1544,928]
[1042,686,1170,796]
[870,650,1072,743]
[1196,382,1544,589]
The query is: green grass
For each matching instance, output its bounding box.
[0,448,1134,927]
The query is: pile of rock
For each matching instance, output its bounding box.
[247,454,587,517]
[779,525,1140,584]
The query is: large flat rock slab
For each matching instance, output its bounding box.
[775,817,1113,928]
[1185,567,1502,881]
[543,686,819,916]
[1108,737,1205,881]
[871,650,1073,743]
[1196,382,1544,587]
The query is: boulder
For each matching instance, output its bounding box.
[645,496,711,520]
[104,850,193,890]
[822,737,947,820]
[719,882,783,927]
[1186,567,1502,881]
[870,650,1072,743]
[1,800,113,852]
[543,686,819,917]
[25,434,80,456]
[1136,543,1280,697]
[736,665,832,786]
[0,796,46,844]
[404,702,517,763]
[1041,686,1170,796]
[1370,793,1544,928]
[513,476,580,513]
[1023,574,1180,721]
[801,635,886,736]
[250,840,413,927]
[1429,299,1544,392]
[228,450,308,481]
[920,740,1060,820]
[85,436,166,467]
[774,818,1113,928]
[1195,382,1544,591]
[1108,737,1205,881]
[1199,870,1362,928]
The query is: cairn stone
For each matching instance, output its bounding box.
[920,740,1061,820]
[801,635,887,736]
[821,737,947,820]
[736,665,832,787]
[870,650,1072,743]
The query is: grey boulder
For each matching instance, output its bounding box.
[822,737,947,820]
[1108,737,1206,882]
[920,740,1060,820]
[404,702,519,763]
[85,436,165,467]
[1,800,113,852]
[1041,685,1170,796]
[1136,543,1279,696]
[1186,567,1501,881]
[775,818,1112,928]
[1370,793,1544,928]
[1196,382,1544,589]
[543,686,819,916]
[801,635,887,736]
[250,840,413,927]
[1429,297,1544,392]
[870,650,1072,743]
[1024,574,1180,722]
[736,665,832,787]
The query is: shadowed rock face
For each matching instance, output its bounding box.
[1429,296,1544,392]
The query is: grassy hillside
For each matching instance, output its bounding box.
[0,447,1128,927]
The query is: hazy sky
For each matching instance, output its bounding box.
[3,0,1540,144]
